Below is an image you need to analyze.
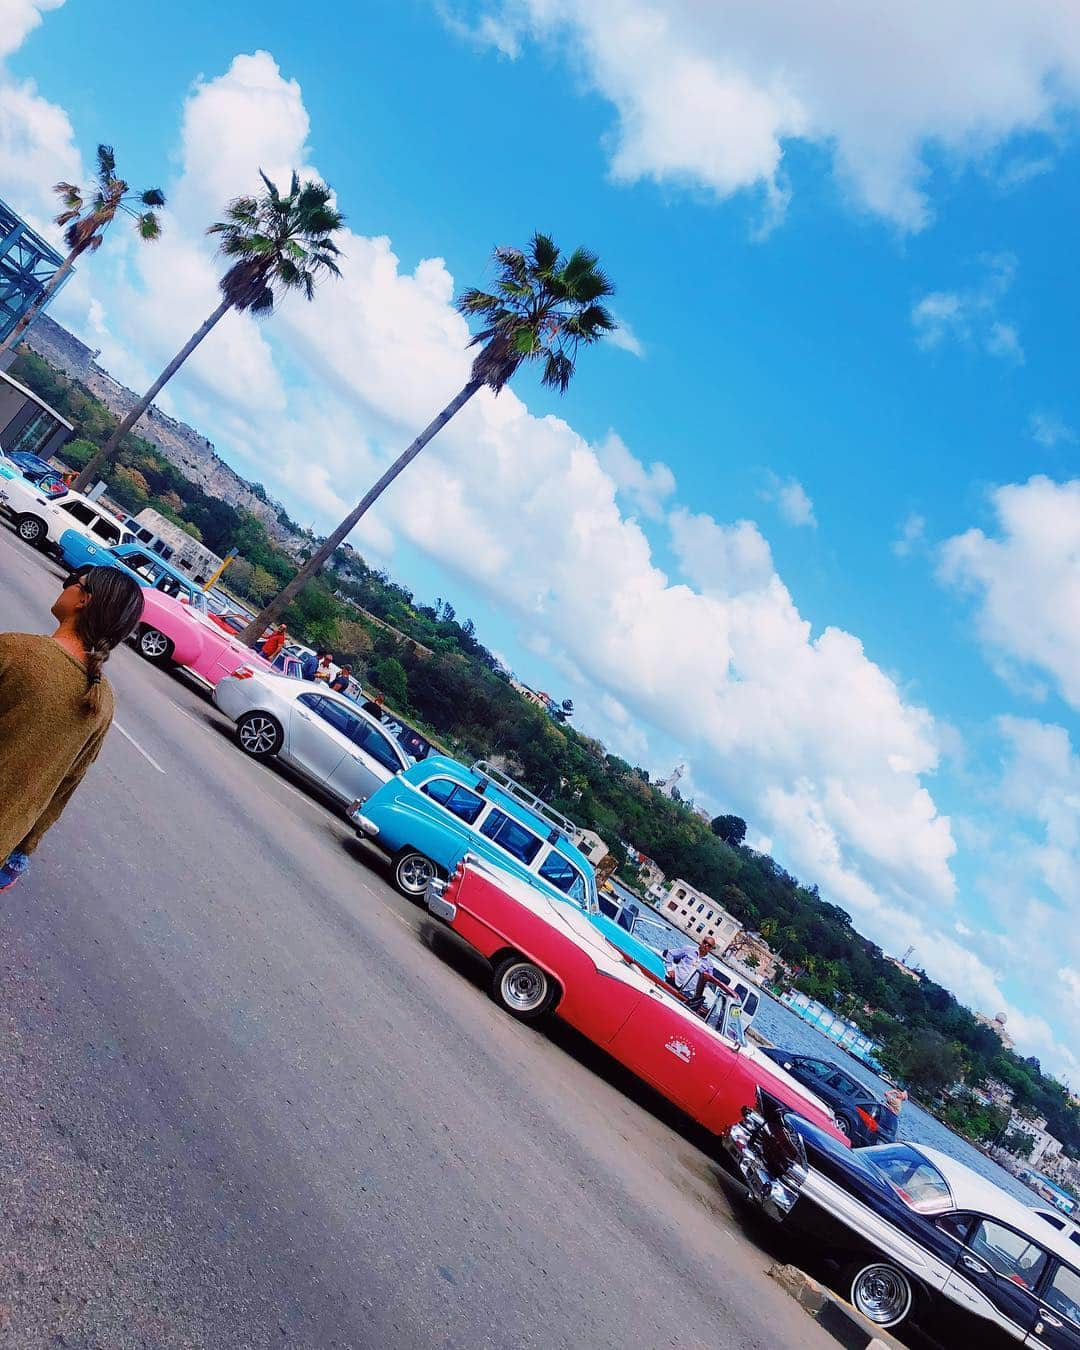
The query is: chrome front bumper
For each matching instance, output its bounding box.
[424,876,456,923]
[722,1110,808,1222]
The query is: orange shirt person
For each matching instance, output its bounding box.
[260,623,288,662]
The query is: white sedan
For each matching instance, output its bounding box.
[214,669,410,806]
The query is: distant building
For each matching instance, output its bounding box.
[976,1010,1016,1051]
[1008,1114,1063,1169]
[576,829,610,868]
[657,879,742,950]
[0,367,73,459]
[725,931,779,985]
[884,954,922,982]
[130,507,223,586]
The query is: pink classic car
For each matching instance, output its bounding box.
[135,589,297,687]
[426,858,849,1146]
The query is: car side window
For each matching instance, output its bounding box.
[538,849,587,902]
[936,1212,974,1244]
[123,551,157,579]
[91,516,122,543]
[969,1219,1048,1290]
[421,778,486,824]
[311,697,362,739]
[479,807,542,864]
[826,1071,861,1097]
[61,501,95,524]
[794,1059,829,1080]
[1044,1263,1080,1327]
[355,722,402,773]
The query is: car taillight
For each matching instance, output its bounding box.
[232,666,255,680]
[857,1106,879,1133]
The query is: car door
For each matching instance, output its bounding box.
[941,1216,1046,1346]
[1029,1262,1080,1349]
[326,715,404,805]
[285,693,353,785]
[607,990,734,1119]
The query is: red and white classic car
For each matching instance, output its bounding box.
[427,858,848,1146]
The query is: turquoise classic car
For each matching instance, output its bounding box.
[350,758,668,980]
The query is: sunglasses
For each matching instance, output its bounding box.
[62,571,91,594]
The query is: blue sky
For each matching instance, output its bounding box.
[4,0,1080,1079]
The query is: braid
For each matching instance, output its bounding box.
[83,646,107,713]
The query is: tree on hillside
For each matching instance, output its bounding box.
[711,814,747,847]
[0,144,164,357]
[74,171,343,492]
[239,232,616,644]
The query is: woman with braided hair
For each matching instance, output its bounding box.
[0,565,143,890]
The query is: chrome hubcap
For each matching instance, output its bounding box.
[852,1265,911,1325]
[398,855,434,892]
[18,521,40,541]
[501,963,548,1013]
[141,629,169,658]
[239,716,277,754]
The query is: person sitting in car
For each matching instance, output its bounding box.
[663,937,735,1009]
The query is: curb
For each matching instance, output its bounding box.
[768,1264,902,1350]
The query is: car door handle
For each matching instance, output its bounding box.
[296,710,314,721]
[1040,1312,1063,1329]
[960,1254,989,1275]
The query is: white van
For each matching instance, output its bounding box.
[0,455,131,552]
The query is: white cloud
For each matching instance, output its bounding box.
[892,512,926,558]
[911,253,1023,361]
[763,472,817,528]
[0,0,64,62]
[1028,410,1076,448]
[606,313,644,358]
[594,431,674,519]
[447,0,1080,230]
[940,476,1080,710]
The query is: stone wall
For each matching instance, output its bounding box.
[23,315,306,554]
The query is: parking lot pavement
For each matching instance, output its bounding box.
[0,522,841,1349]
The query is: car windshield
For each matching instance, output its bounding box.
[863,1145,952,1213]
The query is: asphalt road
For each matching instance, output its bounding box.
[0,522,839,1350]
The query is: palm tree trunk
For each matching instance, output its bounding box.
[0,247,80,358]
[239,377,484,645]
[72,297,232,492]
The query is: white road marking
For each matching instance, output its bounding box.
[114,720,166,774]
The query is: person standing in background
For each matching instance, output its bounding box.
[259,623,288,663]
[0,566,143,890]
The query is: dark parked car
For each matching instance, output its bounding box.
[724,1096,1080,1343]
[760,1049,898,1146]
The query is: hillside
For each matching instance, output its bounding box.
[10,339,1080,1163]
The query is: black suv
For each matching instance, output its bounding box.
[761,1049,899,1146]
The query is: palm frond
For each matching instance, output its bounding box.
[541,349,574,392]
[258,169,282,203]
[140,187,166,208]
[137,211,162,241]
[96,144,116,182]
[529,232,560,275]
[53,182,83,212]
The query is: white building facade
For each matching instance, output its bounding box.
[657,879,742,950]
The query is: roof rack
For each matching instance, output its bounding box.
[471,760,581,843]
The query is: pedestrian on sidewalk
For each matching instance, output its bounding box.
[0,566,143,890]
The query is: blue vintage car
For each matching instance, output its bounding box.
[350,758,667,979]
[57,533,210,608]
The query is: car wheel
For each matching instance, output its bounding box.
[235,712,283,759]
[847,1260,915,1329]
[15,514,45,547]
[490,954,559,1023]
[393,849,440,899]
[835,1114,854,1142]
[137,626,174,665]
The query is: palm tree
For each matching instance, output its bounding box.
[239,233,615,644]
[73,171,343,492]
[0,144,164,358]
